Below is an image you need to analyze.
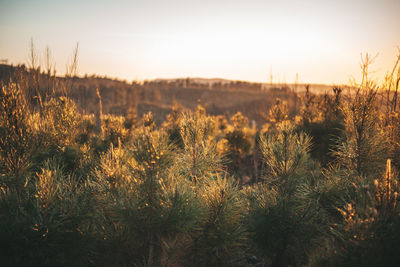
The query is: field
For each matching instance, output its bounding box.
[1,55,400,267]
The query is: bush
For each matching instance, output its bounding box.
[0,159,96,266]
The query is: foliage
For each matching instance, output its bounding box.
[163,101,184,148]
[299,87,345,165]
[176,107,222,184]
[2,57,400,266]
[318,160,400,267]
[0,82,32,180]
[249,121,320,266]
[40,97,81,146]
[334,89,388,179]
[191,176,247,266]
[260,121,312,183]
[224,112,254,179]
[0,159,97,266]
[268,98,289,126]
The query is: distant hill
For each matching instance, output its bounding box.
[153,77,232,84]
[0,63,341,126]
[152,76,341,95]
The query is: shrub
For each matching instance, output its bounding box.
[0,158,96,266]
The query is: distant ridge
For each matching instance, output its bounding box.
[151,76,343,94]
[0,63,348,95]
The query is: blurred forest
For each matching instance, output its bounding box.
[0,62,334,126]
[1,51,400,266]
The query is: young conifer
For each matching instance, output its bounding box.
[250,121,318,266]
[176,106,221,184]
[333,88,388,179]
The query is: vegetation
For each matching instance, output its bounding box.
[1,52,400,266]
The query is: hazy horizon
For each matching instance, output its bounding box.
[1,0,399,85]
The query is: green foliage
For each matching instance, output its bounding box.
[268,98,289,125]
[76,114,96,145]
[102,114,130,147]
[163,102,184,148]
[225,112,252,155]
[177,109,222,184]
[300,85,317,127]
[260,121,312,183]
[2,63,400,266]
[249,121,319,266]
[191,176,247,266]
[299,87,345,165]
[0,158,96,266]
[40,97,81,146]
[0,83,31,179]
[94,120,203,266]
[334,89,388,179]
[319,161,400,267]
[224,112,254,179]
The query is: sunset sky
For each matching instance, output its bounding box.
[1,0,399,84]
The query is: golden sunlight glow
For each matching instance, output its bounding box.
[1,0,399,84]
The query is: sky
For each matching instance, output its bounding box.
[1,0,399,84]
